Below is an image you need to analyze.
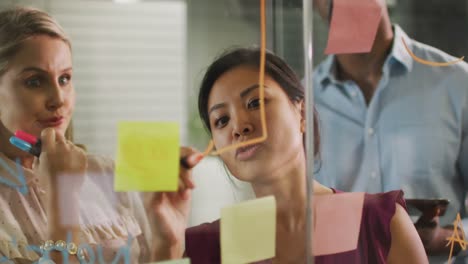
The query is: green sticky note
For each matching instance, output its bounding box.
[148,258,190,264]
[115,121,179,192]
[221,196,276,264]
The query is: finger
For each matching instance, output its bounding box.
[177,175,193,201]
[415,215,439,228]
[151,193,169,217]
[179,167,195,190]
[55,130,66,144]
[40,128,56,153]
[178,176,188,193]
[180,189,191,200]
[185,176,195,189]
[151,192,164,208]
[181,170,195,189]
[180,147,204,170]
[175,186,190,201]
[180,153,204,170]
[32,157,39,170]
[179,147,202,189]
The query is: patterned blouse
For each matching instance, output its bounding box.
[0,153,152,263]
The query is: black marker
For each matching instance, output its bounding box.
[180,156,190,169]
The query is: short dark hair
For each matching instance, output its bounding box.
[197,47,320,156]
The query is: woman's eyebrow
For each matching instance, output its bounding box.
[209,102,226,115]
[20,67,47,74]
[20,66,72,74]
[240,84,259,98]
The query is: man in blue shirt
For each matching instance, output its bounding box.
[313,0,468,260]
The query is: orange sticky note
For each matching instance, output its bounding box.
[325,0,382,54]
[221,196,276,264]
[313,192,365,256]
[115,121,179,192]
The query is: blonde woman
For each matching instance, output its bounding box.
[0,7,152,263]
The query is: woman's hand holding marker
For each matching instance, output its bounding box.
[151,147,204,260]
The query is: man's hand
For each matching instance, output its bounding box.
[415,213,463,256]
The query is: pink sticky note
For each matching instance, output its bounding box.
[313,192,365,256]
[325,0,382,54]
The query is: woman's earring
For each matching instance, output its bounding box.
[301,120,306,133]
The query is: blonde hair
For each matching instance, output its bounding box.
[0,6,71,74]
[0,7,78,143]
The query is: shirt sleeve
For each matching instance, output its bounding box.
[362,190,406,262]
[458,91,468,255]
[451,70,468,261]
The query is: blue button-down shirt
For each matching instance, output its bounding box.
[313,25,468,229]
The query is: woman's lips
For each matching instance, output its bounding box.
[39,117,64,127]
[236,143,262,161]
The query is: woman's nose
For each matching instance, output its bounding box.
[45,84,65,111]
[232,115,254,139]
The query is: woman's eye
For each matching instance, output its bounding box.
[247,98,261,109]
[24,77,41,88]
[214,116,229,128]
[59,75,71,86]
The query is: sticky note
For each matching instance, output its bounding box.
[221,196,276,264]
[313,192,365,256]
[325,0,382,54]
[148,258,191,264]
[115,121,179,192]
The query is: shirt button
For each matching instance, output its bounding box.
[368,128,375,136]
[350,91,358,97]
[371,171,377,179]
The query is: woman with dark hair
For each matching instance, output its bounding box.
[152,48,428,263]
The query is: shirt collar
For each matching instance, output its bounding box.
[390,24,414,72]
[315,55,337,90]
[316,24,414,91]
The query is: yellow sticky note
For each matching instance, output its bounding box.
[148,258,190,264]
[221,196,276,264]
[115,121,179,192]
